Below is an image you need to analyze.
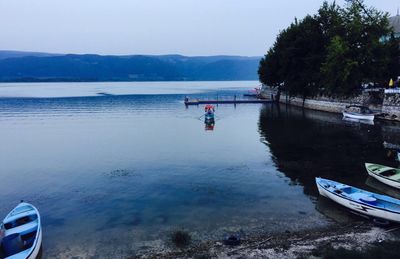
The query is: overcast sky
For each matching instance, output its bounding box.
[0,0,397,56]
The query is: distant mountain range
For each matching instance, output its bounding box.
[0,51,261,82]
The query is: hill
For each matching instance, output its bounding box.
[0,52,260,82]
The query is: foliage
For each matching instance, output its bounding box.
[259,0,400,98]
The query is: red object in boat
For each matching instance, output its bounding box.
[204,104,215,112]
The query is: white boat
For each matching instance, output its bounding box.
[0,202,42,259]
[342,111,374,120]
[342,105,374,121]
[316,177,400,223]
[365,163,400,189]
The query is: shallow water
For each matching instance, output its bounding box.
[0,82,399,257]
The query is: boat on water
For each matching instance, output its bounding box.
[342,105,374,121]
[0,202,42,259]
[365,163,400,189]
[316,177,400,223]
[204,104,215,124]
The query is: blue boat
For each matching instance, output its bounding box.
[316,177,400,222]
[0,202,42,259]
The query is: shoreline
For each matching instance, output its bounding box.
[133,222,399,258]
[260,87,400,122]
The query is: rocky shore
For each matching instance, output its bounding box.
[261,86,400,122]
[132,222,399,258]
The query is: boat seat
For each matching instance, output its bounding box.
[351,193,377,204]
[4,214,37,230]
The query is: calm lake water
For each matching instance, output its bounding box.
[1,81,400,257]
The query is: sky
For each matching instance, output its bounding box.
[0,0,397,56]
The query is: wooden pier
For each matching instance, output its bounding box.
[184,99,273,105]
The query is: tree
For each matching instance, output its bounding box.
[321,36,359,96]
[258,0,396,98]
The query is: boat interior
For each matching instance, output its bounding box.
[379,169,400,178]
[374,169,400,181]
[331,185,400,211]
[1,213,38,257]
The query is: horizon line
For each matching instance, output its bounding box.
[0,49,262,58]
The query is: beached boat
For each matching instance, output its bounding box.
[0,202,42,259]
[342,105,374,121]
[365,163,400,189]
[316,177,400,222]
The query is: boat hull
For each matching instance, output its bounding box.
[27,228,41,259]
[367,171,400,189]
[316,178,400,222]
[342,111,374,121]
[365,163,400,189]
[2,203,42,259]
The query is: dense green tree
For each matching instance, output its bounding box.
[259,0,399,99]
[321,36,359,96]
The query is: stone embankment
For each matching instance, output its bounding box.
[261,86,400,121]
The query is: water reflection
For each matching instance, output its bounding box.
[365,176,400,200]
[258,104,400,197]
[0,84,327,257]
[315,196,359,224]
[342,116,375,126]
[3,83,400,257]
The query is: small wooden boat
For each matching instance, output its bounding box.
[316,177,400,223]
[342,105,374,121]
[365,163,400,189]
[0,202,42,259]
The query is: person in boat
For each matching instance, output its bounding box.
[204,104,215,114]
